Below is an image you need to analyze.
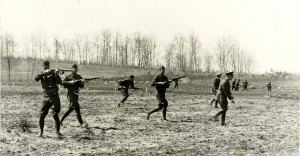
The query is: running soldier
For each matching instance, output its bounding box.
[235,79,240,91]
[242,80,248,91]
[214,71,235,126]
[210,73,222,108]
[232,79,236,90]
[267,82,272,92]
[147,66,170,121]
[117,75,138,107]
[60,64,87,127]
[35,60,62,137]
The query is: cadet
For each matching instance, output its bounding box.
[232,79,236,90]
[147,66,170,121]
[242,79,248,91]
[235,79,240,91]
[210,73,222,108]
[267,82,272,92]
[35,60,62,137]
[174,79,179,89]
[117,75,138,107]
[214,71,235,126]
[60,64,87,127]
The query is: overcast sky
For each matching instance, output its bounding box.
[1,0,299,73]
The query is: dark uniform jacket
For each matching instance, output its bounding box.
[243,81,248,87]
[212,78,221,92]
[217,79,234,101]
[35,70,62,94]
[119,79,134,89]
[267,84,272,88]
[151,74,170,93]
[62,73,84,93]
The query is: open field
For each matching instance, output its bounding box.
[1,72,300,155]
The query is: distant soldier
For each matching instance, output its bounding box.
[147,66,170,121]
[35,60,62,138]
[60,64,87,127]
[174,79,179,89]
[267,82,272,92]
[117,75,138,107]
[232,79,236,90]
[235,79,240,91]
[214,71,235,126]
[242,80,248,91]
[210,73,222,108]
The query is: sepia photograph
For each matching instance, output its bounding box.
[0,0,299,155]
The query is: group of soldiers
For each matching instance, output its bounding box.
[231,79,249,91]
[35,60,273,138]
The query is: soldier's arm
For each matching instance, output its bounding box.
[35,72,44,81]
[54,72,62,85]
[79,75,84,88]
[224,82,234,100]
[151,76,165,86]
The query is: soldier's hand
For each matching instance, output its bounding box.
[231,99,235,103]
[54,69,60,74]
[80,79,85,85]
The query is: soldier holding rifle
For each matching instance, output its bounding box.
[35,60,63,138]
[117,75,142,107]
[60,64,88,127]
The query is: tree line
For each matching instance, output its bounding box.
[1,31,255,81]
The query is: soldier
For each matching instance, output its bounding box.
[35,60,62,138]
[210,73,222,108]
[235,79,240,91]
[232,79,236,91]
[60,64,87,127]
[117,75,138,107]
[242,79,248,91]
[147,66,170,121]
[213,71,235,126]
[267,82,272,92]
[174,79,179,89]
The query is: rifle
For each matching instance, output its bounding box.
[41,68,72,75]
[168,75,187,83]
[74,76,102,82]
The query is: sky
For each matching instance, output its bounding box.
[1,0,300,73]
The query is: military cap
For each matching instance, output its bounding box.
[129,75,134,78]
[42,60,50,66]
[72,64,78,68]
[216,73,222,76]
[159,66,165,69]
[225,71,234,75]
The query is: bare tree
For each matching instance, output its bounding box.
[2,34,17,82]
[204,52,213,73]
[165,43,176,70]
[175,35,186,71]
[189,33,201,71]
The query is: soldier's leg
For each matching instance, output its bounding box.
[73,102,83,125]
[220,102,228,125]
[39,100,52,137]
[214,99,219,108]
[118,89,129,107]
[60,107,74,125]
[51,95,61,134]
[147,94,164,119]
[162,99,168,120]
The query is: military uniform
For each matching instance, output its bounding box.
[267,83,272,92]
[211,76,221,108]
[235,80,240,91]
[147,73,170,120]
[215,74,234,125]
[35,67,62,136]
[61,73,84,125]
[243,81,248,91]
[118,79,134,103]
[232,79,236,90]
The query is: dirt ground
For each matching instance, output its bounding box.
[0,80,299,156]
